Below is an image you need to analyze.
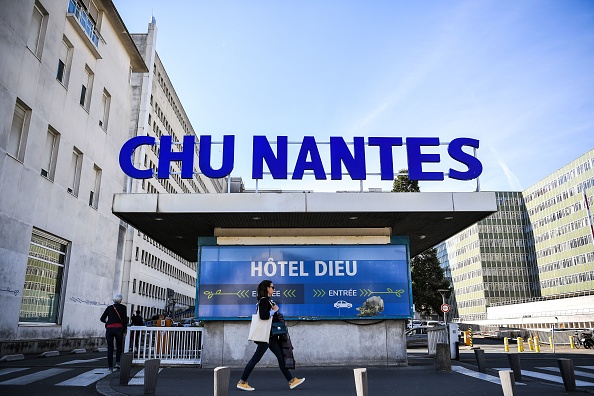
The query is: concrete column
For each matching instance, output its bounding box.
[214,366,231,396]
[119,353,133,385]
[506,353,521,381]
[436,343,451,372]
[144,358,160,395]
[557,358,576,392]
[499,370,516,396]
[353,368,368,396]
[474,348,486,373]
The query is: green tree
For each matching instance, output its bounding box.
[410,248,450,316]
[391,169,419,193]
[392,169,450,316]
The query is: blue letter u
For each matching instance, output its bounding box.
[199,135,235,178]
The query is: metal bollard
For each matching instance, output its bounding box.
[144,358,160,395]
[214,366,231,396]
[119,353,133,385]
[569,335,575,349]
[516,337,523,352]
[436,343,451,372]
[499,370,516,396]
[534,335,540,353]
[504,337,509,352]
[469,328,473,347]
[474,348,486,373]
[549,336,553,349]
[506,353,522,381]
[557,358,576,392]
[353,368,368,396]
[528,338,534,351]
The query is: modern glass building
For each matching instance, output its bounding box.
[438,149,594,323]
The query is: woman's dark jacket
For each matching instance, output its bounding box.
[100,303,128,333]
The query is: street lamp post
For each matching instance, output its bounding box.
[437,289,450,324]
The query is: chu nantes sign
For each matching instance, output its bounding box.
[119,135,482,181]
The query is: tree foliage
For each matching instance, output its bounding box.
[392,169,450,316]
[391,169,420,193]
[410,248,450,316]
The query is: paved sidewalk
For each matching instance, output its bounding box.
[96,353,594,396]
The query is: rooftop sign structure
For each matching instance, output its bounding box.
[119,135,482,182]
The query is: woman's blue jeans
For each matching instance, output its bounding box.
[241,337,292,381]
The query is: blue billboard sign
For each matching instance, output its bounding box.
[197,245,413,320]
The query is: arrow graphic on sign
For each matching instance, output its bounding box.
[283,289,297,297]
[203,289,250,299]
[359,288,405,297]
[312,289,326,297]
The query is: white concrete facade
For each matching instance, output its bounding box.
[0,0,146,342]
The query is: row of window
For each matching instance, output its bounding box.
[535,234,593,259]
[528,186,582,216]
[524,157,594,203]
[529,200,584,231]
[132,278,196,307]
[538,252,594,273]
[154,63,190,134]
[139,250,196,287]
[448,240,480,258]
[139,232,195,270]
[446,226,478,247]
[452,268,483,283]
[484,282,535,292]
[480,239,527,248]
[533,216,590,244]
[541,271,594,289]
[457,298,487,309]
[8,100,103,207]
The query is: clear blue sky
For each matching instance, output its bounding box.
[114,0,594,193]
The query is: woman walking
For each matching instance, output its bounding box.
[237,280,305,391]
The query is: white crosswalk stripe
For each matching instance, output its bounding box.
[452,366,525,385]
[128,368,163,385]
[0,368,71,385]
[538,366,594,380]
[0,368,29,376]
[56,368,112,386]
[495,367,594,387]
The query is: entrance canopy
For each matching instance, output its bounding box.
[112,192,496,262]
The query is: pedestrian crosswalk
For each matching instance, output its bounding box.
[493,366,594,387]
[0,366,151,387]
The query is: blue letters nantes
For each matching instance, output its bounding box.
[119,135,482,181]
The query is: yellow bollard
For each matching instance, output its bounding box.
[517,337,524,352]
[549,336,553,349]
[534,335,540,353]
[469,328,473,347]
[504,337,509,352]
[528,337,534,351]
[569,335,575,349]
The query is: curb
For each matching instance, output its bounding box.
[96,377,128,396]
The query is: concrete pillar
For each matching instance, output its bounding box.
[506,353,521,381]
[436,343,451,372]
[499,370,516,396]
[557,358,576,392]
[144,358,160,395]
[353,368,368,396]
[474,348,486,373]
[214,366,231,396]
[119,353,133,385]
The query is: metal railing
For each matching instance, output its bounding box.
[124,326,203,365]
[427,326,448,356]
[67,0,99,47]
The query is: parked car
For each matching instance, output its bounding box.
[181,318,198,327]
[406,326,429,347]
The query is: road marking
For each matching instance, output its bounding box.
[56,368,112,386]
[452,366,525,385]
[0,368,29,376]
[57,357,105,365]
[537,366,594,380]
[578,366,594,370]
[0,368,70,385]
[495,368,594,387]
[128,368,163,385]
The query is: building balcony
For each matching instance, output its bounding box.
[66,0,102,59]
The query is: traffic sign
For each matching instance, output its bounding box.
[441,303,450,313]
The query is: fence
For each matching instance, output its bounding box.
[124,326,203,365]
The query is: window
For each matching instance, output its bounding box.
[27,2,47,58]
[80,65,94,110]
[56,37,73,86]
[8,101,31,161]
[67,148,82,196]
[89,165,101,208]
[19,229,68,324]
[41,127,60,180]
[99,89,110,130]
